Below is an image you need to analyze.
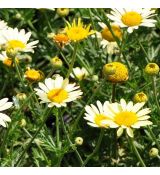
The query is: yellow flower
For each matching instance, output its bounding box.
[145,63,159,76]
[103,62,128,83]
[57,8,69,17]
[53,33,70,48]
[65,18,95,42]
[24,68,44,82]
[99,22,122,42]
[133,92,148,103]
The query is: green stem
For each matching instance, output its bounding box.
[72,79,105,131]
[88,8,100,49]
[15,108,52,167]
[1,92,35,156]
[111,84,116,102]
[59,111,84,166]
[152,77,160,115]
[128,137,146,167]
[82,129,104,166]
[147,126,160,151]
[56,110,60,149]
[66,42,78,78]
[22,127,49,164]
[13,57,25,89]
[137,38,149,63]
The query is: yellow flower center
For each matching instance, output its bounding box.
[25,69,41,81]
[101,25,122,42]
[114,111,138,127]
[121,11,142,27]
[47,88,68,103]
[94,114,109,127]
[7,40,26,50]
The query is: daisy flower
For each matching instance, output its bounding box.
[95,32,119,54]
[107,8,156,33]
[0,28,39,53]
[65,18,95,42]
[102,99,152,137]
[70,67,89,81]
[0,98,13,127]
[84,101,113,128]
[34,75,83,108]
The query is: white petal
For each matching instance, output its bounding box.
[0,113,11,122]
[126,127,134,138]
[0,102,13,111]
[117,127,124,137]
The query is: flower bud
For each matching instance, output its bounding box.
[16,93,27,101]
[133,92,148,103]
[75,137,83,146]
[57,8,69,17]
[92,75,99,81]
[145,63,159,76]
[149,147,159,158]
[19,119,27,127]
[51,56,63,69]
[103,62,128,83]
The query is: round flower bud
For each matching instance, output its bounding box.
[92,75,99,81]
[103,62,128,83]
[75,137,83,146]
[16,93,27,101]
[149,147,159,158]
[24,68,44,82]
[57,8,69,17]
[103,64,116,76]
[19,119,27,127]
[14,13,22,20]
[133,92,148,103]
[145,63,159,76]
[51,56,63,69]
[101,25,122,42]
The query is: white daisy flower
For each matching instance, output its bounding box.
[0,27,39,53]
[95,31,119,55]
[70,67,89,81]
[0,98,13,127]
[102,99,152,137]
[107,8,156,33]
[84,101,113,128]
[34,75,83,108]
[0,20,8,30]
